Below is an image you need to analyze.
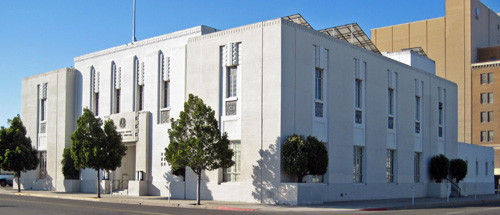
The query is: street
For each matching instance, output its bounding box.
[1,193,500,215]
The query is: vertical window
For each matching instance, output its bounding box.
[39,151,47,179]
[227,67,237,98]
[481,73,487,84]
[414,152,421,183]
[41,98,47,121]
[481,131,487,142]
[476,161,479,175]
[438,102,444,137]
[355,79,363,124]
[163,81,170,108]
[481,112,487,122]
[488,130,494,142]
[489,93,494,103]
[94,92,99,116]
[315,68,324,118]
[138,86,144,111]
[415,96,421,134]
[386,150,395,183]
[489,111,494,122]
[388,88,394,129]
[488,73,494,84]
[223,142,241,182]
[353,146,363,183]
[481,93,487,104]
[115,89,120,113]
[315,68,323,100]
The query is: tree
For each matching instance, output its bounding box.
[61,148,79,180]
[165,94,234,205]
[71,108,127,198]
[282,134,328,183]
[0,115,39,192]
[430,154,449,183]
[449,158,467,183]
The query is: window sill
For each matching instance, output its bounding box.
[226,97,238,102]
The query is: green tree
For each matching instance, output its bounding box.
[165,94,234,205]
[71,108,127,198]
[430,154,450,183]
[61,148,79,180]
[449,158,468,183]
[0,115,39,192]
[282,134,328,183]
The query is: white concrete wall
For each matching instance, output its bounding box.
[382,51,436,75]
[458,142,495,195]
[21,68,77,191]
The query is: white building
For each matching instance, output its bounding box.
[20,15,494,204]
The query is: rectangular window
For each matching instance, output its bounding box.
[415,96,421,134]
[481,111,487,122]
[388,88,395,129]
[223,142,241,182]
[39,151,47,179]
[315,68,323,100]
[438,102,444,137]
[414,152,421,183]
[386,150,395,183]
[355,79,362,108]
[489,93,494,104]
[489,111,494,122]
[488,130,494,142]
[227,67,237,98]
[476,161,479,176]
[481,131,487,142]
[353,146,363,183]
[163,81,170,108]
[41,99,47,121]
[138,86,144,111]
[115,89,120,114]
[94,92,99,116]
[481,73,487,84]
[481,93,487,104]
[488,73,494,84]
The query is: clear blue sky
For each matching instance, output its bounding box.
[1,0,500,128]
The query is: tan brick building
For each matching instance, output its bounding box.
[371,0,500,183]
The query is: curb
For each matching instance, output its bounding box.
[217,206,259,211]
[359,207,387,211]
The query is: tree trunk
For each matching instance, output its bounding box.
[97,170,101,198]
[196,171,201,205]
[17,172,21,193]
[297,174,305,183]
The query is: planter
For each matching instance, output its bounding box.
[63,180,81,192]
[427,182,450,198]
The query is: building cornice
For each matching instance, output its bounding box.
[472,60,500,70]
[75,26,218,62]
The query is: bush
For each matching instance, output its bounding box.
[282,134,328,183]
[449,159,467,183]
[61,148,79,180]
[429,154,449,183]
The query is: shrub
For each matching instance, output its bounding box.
[61,148,79,180]
[429,154,449,183]
[449,159,467,183]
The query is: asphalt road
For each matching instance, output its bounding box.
[1,192,500,215]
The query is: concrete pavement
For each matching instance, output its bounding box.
[1,187,500,212]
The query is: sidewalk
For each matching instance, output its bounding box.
[1,187,500,212]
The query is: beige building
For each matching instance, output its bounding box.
[371,0,500,182]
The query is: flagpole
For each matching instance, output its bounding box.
[132,0,137,43]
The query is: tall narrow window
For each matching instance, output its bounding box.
[355,79,363,124]
[481,73,487,84]
[488,73,494,84]
[39,151,47,179]
[138,86,144,111]
[388,88,394,129]
[115,89,120,113]
[163,81,170,108]
[415,95,421,133]
[353,146,363,183]
[112,62,120,114]
[476,161,479,175]
[489,92,494,103]
[414,152,421,183]
[223,142,241,182]
[95,92,100,116]
[386,150,395,183]
[159,52,171,124]
[41,98,47,121]
[227,67,237,98]
[481,112,487,123]
[488,130,494,141]
[481,93,487,104]
[438,102,443,137]
[488,111,494,122]
[481,131,487,142]
[315,68,324,117]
